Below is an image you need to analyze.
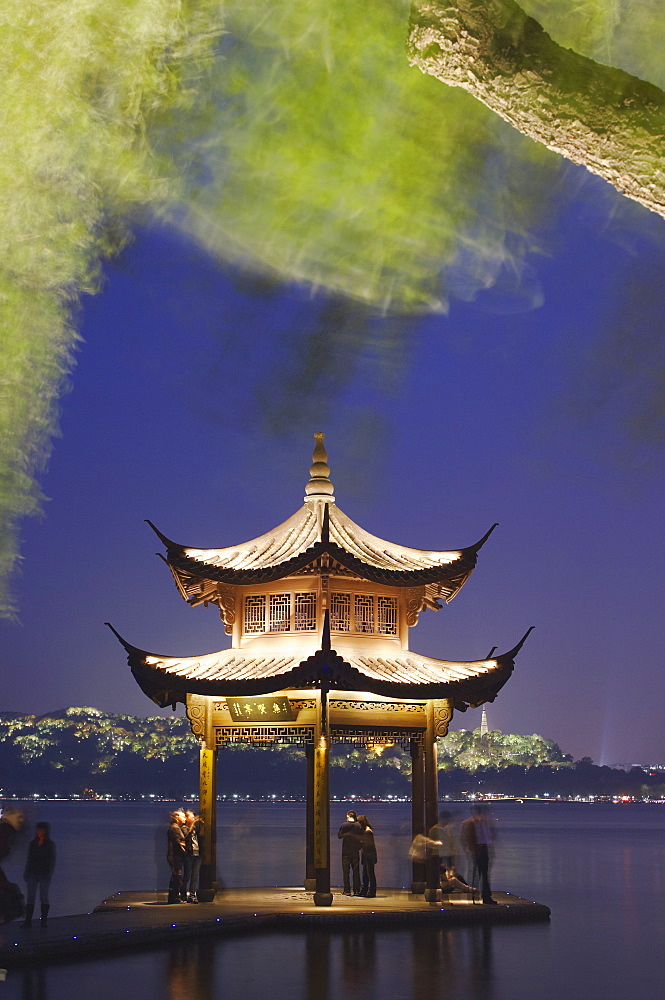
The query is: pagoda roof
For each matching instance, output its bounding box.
[106,623,533,712]
[147,434,497,593]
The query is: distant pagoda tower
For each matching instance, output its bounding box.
[480,707,489,736]
[109,434,532,905]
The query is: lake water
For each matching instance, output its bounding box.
[1,800,664,999]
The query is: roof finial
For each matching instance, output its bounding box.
[304,432,335,502]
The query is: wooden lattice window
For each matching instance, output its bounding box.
[330,593,351,631]
[244,596,265,633]
[295,592,317,631]
[269,594,291,632]
[354,594,375,633]
[377,596,398,635]
[245,592,317,634]
[330,592,399,636]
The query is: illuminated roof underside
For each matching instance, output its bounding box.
[108,625,533,711]
[148,502,497,592]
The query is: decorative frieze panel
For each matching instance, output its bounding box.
[331,727,424,750]
[289,699,316,712]
[215,725,316,746]
[331,700,424,714]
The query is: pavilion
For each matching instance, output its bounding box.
[108,434,531,905]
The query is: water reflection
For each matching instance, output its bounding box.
[19,967,46,1000]
[155,926,497,1000]
[166,940,216,1000]
[412,926,494,1000]
[341,932,376,988]
[306,932,331,1000]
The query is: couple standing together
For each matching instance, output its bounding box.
[338,810,377,897]
[167,809,204,904]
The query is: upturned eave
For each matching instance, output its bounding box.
[106,622,533,713]
[147,515,497,594]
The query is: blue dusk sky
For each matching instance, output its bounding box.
[1,155,663,767]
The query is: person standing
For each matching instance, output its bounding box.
[182,810,204,903]
[167,809,187,904]
[337,810,362,896]
[356,815,377,898]
[21,822,56,928]
[461,805,497,905]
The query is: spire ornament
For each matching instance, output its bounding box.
[304,432,335,502]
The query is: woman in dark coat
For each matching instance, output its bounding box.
[182,810,204,903]
[357,815,377,898]
[21,821,56,927]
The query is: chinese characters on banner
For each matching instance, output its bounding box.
[227,696,296,722]
[313,744,329,868]
[199,747,214,823]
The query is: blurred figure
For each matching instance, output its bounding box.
[337,810,362,896]
[429,811,454,869]
[0,807,24,857]
[429,811,470,888]
[167,809,187,904]
[0,806,25,924]
[440,867,476,894]
[183,810,204,903]
[21,821,56,927]
[461,805,497,905]
[356,815,377,898]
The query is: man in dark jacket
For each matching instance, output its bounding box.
[461,805,497,905]
[167,809,187,904]
[337,810,362,896]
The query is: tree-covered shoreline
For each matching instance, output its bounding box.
[1,707,663,800]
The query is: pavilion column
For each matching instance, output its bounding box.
[186,694,218,903]
[304,742,316,891]
[197,695,218,904]
[424,699,440,902]
[410,736,426,893]
[313,687,333,907]
[198,740,218,902]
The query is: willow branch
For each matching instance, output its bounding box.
[408,0,665,218]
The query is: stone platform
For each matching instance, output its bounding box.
[0,887,550,968]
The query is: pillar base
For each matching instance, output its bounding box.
[304,878,316,892]
[411,881,426,894]
[197,888,217,903]
[424,888,440,903]
[313,892,334,907]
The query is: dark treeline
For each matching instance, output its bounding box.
[1,708,663,799]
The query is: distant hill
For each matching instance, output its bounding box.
[1,708,661,799]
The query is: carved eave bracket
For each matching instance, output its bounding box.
[433,698,454,738]
[406,587,427,626]
[215,583,236,635]
[186,693,209,741]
